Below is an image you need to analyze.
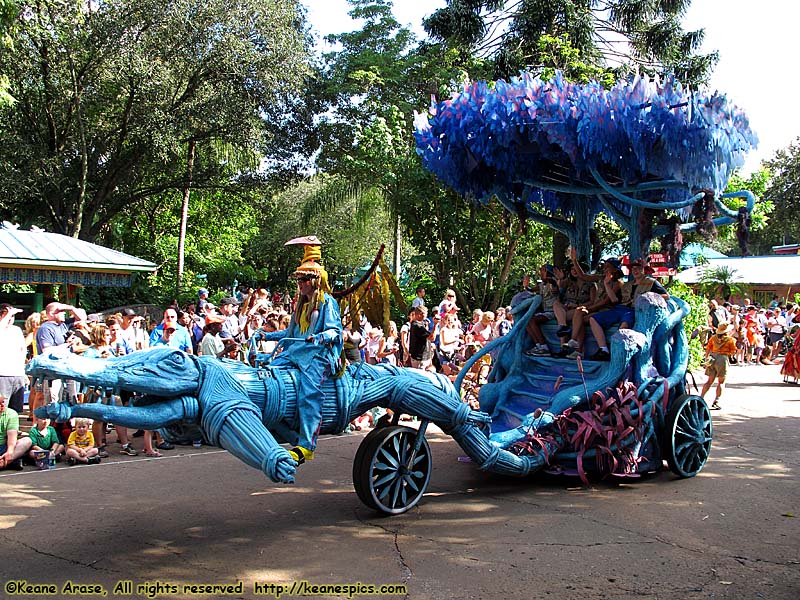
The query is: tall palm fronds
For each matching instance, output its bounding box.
[700,266,748,301]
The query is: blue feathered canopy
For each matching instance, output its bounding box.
[414,72,758,217]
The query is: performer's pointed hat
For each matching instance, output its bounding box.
[285,235,330,292]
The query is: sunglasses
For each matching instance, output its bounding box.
[296,276,314,283]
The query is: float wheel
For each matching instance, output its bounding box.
[664,394,712,477]
[353,425,432,514]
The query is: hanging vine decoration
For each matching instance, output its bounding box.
[736,206,751,256]
[658,215,683,269]
[692,189,719,241]
[335,245,407,333]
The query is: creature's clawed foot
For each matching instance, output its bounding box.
[263,447,301,484]
[271,447,314,483]
[35,402,73,423]
[273,455,298,484]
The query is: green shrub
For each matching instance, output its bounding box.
[667,281,707,371]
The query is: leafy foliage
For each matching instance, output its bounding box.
[94,189,260,308]
[424,0,718,85]
[698,167,774,255]
[0,0,18,105]
[310,1,575,311]
[762,140,800,248]
[314,0,419,173]
[698,265,749,303]
[666,280,707,370]
[245,176,394,292]
[0,0,309,239]
[534,34,616,87]
[400,167,552,309]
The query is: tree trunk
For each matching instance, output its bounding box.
[491,221,521,309]
[570,202,594,264]
[553,232,570,269]
[176,140,196,298]
[393,211,401,276]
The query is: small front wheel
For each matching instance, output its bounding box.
[353,425,432,515]
[664,394,712,477]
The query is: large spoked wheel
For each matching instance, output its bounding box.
[353,425,432,515]
[664,394,712,477]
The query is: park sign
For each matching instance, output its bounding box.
[620,253,676,278]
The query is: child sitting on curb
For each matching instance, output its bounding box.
[66,418,101,465]
[27,416,65,463]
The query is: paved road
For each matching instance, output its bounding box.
[1,362,798,599]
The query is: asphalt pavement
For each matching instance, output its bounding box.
[1,361,798,599]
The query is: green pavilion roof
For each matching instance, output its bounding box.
[0,226,156,287]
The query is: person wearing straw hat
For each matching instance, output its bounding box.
[258,236,343,465]
[701,322,737,410]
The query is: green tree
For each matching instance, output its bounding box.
[666,280,706,370]
[244,176,394,291]
[309,0,542,310]
[398,164,553,310]
[762,140,800,249]
[103,188,261,308]
[314,0,417,172]
[307,2,428,278]
[424,0,717,84]
[0,0,19,105]
[0,0,309,239]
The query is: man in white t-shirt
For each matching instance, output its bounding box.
[766,308,787,355]
[399,308,413,366]
[0,304,27,415]
[411,286,426,309]
[218,297,244,343]
[119,307,147,351]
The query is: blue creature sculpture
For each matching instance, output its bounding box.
[28,289,711,515]
[29,346,529,504]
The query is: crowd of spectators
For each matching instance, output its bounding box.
[697,294,800,408]
[697,295,800,367]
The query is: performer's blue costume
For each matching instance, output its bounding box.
[256,235,344,462]
[261,292,342,454]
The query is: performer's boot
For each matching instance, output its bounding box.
[287,446,314,464]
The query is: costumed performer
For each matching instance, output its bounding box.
[260,236,343,464]
[781,324,800,384]
[700,323,737,410]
